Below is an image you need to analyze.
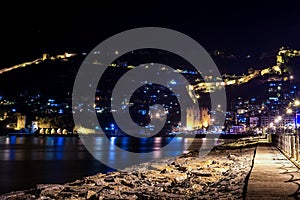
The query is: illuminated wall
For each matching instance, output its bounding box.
[185,107,210,130]
[16,114,26,130]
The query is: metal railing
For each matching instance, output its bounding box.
[271,133,299,161]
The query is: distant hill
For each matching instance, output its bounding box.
[0,54,84,99]
[0,48,299,105]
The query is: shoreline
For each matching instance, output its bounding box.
[0,136,259,199]
[0,133,256,140]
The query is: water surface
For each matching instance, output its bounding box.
[0,135,224,194]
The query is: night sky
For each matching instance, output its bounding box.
[1,1,300,67]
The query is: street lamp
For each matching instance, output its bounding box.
[294,101,300,160]
[269,122,274,134]
[274,116,282,134]
[267,122,275,142]
[286,100,300,160]
[290,100,300,133]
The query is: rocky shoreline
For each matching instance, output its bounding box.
[0,137,258,200]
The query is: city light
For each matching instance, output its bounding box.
[287,108,293,114]
[277,116,282,121]
[2,2,300,198]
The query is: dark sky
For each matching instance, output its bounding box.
[1,0,300,66]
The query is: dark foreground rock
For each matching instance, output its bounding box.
[0,137,258,200]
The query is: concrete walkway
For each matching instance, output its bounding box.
[246,139,300,199]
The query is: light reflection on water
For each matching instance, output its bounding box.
[0,136,224,161]
[0,135,224,194]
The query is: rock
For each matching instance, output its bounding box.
[211,160,218,164]
[174,173,188,183]
[38,196,56,199]
[37,184,65,198]
[148,164,173,172]
[86,190,97,199]
[0,191,27,200]
[120,179,135,188]
[68,179,85,186]
[191,170,212,177]
[179,150,199,158]
[227,154,237,160]
[177,166,187,172]
[214,167,228,174]
[103,176,115,182]
[36,184,64,191]
[192,184,203,191]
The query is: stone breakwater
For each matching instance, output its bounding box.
[0,138,258,200]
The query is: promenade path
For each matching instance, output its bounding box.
[246,138,300,199]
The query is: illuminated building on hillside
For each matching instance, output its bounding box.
[185,106,210,131]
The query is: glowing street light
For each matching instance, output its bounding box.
[268,122,275,135]
[288,99,300,160]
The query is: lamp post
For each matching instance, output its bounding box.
[286,108,294,134]
[268,122,274,142]
[274,116,282,134]
[294,100,300,160]
[286,100,300,160]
